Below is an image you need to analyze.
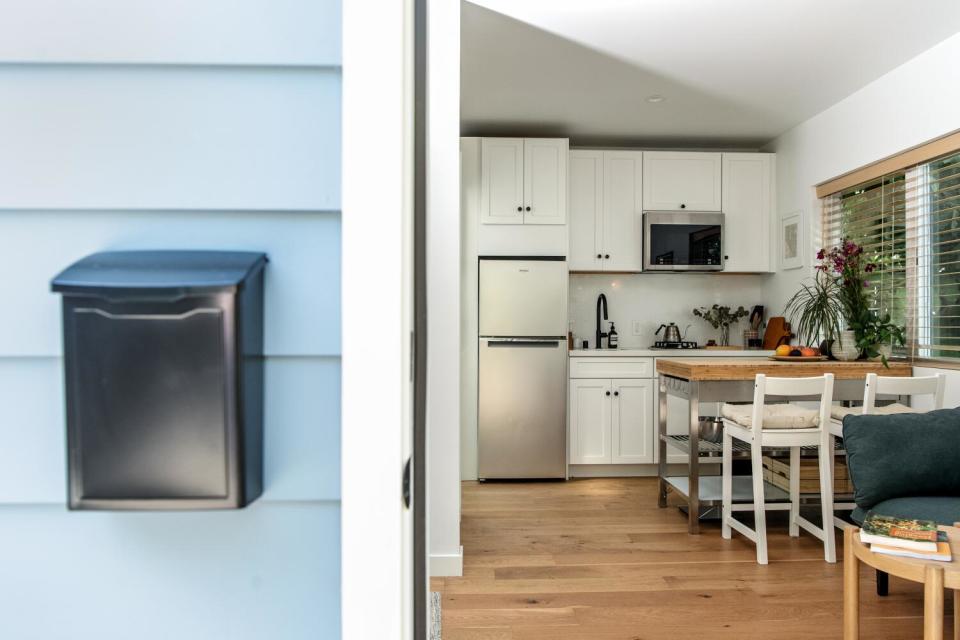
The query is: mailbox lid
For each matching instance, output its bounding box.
[51,250,268,297]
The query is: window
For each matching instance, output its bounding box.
[821,149,960,360]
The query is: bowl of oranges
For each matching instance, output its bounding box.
[769,344,827,362]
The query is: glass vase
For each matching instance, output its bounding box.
[719,325,730,347]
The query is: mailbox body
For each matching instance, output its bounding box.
[52,251,267,510]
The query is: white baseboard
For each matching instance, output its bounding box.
[430,546,464,577]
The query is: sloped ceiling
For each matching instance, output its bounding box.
[462,0,960,146]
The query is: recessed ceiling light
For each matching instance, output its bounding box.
[646,95,666,103]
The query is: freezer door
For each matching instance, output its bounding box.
[479,259,567,337]
[478,338,567,479]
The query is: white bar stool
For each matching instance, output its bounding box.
[829,372,947,529]
[721,373,836,565]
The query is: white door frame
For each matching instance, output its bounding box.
[341,0,416,637]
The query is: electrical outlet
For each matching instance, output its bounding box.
[632,320,643,336]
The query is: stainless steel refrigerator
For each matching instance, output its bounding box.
[478,257,568,479]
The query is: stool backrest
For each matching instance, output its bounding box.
[751,373,835,436]
[862,373,946,413]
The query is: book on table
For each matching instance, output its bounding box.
[860,513,941,552]
[870,534,952,562]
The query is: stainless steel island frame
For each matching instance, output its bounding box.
[655,358,913,534]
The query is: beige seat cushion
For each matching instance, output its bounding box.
[829,402,914,421]
[721,403,819,429]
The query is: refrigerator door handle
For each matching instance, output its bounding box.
[486,339,561,348]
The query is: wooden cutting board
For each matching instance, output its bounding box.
[762,316,792,349]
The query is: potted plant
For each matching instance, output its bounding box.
[692,304,749,347]
[813,239,879,360]
[784,270,843,355]
[850,310,906,367]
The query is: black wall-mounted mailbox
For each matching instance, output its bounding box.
[51,250,267,510]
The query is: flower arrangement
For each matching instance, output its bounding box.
[814,239,877,324]
[692,304,749,346]
[784,238,905,364]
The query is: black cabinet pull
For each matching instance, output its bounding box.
[724,255,729,260]
[605,391,611,396]
[517,206,522,212]
[604,254,610,259]
[680,203,686,209]
[525,206,531,211]
[596,254,602,259]
[614,391,619,396]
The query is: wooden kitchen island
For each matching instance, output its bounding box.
[656,357,913,534]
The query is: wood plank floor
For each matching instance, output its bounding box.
[431,478,954,639]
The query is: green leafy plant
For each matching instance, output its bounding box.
[692,304,749,346]
[783,271,843,347]
[849,309,906,367]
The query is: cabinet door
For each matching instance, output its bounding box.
[611,378,654,464]
[642,152,722,211]
[568,150,603,271]
[481,138,524,224]
[569,378,611,464]
[722,153,773,272]
[602,151,644,272]
[523,138,567,225]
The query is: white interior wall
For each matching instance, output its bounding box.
[427,0,463,577]
[764,32,960,400]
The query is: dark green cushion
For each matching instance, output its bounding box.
[851,497,960,526]
[843,407,960,510]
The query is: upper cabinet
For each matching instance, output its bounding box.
[481,138,567,225]
[568,150,643,272]
[642,152,722,211]
[722,153,775,272]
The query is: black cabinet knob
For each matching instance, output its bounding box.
[724,255,729,260]
[525,206,531,211]
[605,391,611,396]
[614,391,619,396]
[604,254,610,259]
[680,203,686,209]
[596,254,602,259]
[517,206,522,212]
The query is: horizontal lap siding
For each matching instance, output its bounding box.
[0,502,340,639]
[0,2,341,637]
[0,210,340,356]
[0,67,340,210]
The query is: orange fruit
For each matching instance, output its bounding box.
[775,345,792,356]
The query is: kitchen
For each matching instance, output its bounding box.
[427,2,960,638]
[464,142,779,483]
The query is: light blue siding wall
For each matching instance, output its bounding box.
[0,2,341,638]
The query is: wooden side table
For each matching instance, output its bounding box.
[844,525,960,639]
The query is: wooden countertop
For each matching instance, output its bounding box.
[655,357,913,381]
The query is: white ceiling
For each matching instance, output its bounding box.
[462,0,960,146]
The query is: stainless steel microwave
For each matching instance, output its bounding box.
[643,211,725,271]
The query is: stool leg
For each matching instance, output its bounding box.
[750,439,768,564]
[953,588,958,640]
[924,565,944,640]
[788,446,800,537]
[876,570,889,597]
[843,527,859,640]
[721,431,732,540]
[818,435,836,563]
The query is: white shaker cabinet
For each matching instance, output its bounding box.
[642,151,722,212]
[610,378,654,464]
[568,151,603,270]
[722,153,774,272]
[481,137,567,225]
[568,150,643,272]
[569,360,655,465]
[569,378,611,464]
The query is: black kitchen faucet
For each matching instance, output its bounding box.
[596,293,608,349]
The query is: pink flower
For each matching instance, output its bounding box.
[816,249,825,260]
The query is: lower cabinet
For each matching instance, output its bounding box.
[570,377,654,464]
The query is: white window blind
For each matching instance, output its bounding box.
[821,149,960,359]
